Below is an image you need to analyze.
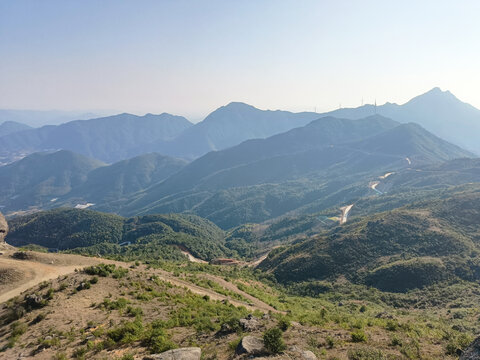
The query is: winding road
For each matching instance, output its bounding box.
[340,204,354,224]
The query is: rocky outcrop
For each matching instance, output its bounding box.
[143,347,201,360]
[461,337,480,360]
[236,336,266,356]
[239,314,261,332]
[301,350,317,359]
[0,213,7,243]
[25,294,45,309]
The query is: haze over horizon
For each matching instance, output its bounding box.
[1,0,480,121]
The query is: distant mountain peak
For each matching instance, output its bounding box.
[222,102,258,111]
[428,86,443,93]
[412,87,457,101]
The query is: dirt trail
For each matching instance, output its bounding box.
[379,172,394,179]
[179,249,207,264]
[203,273,281,313]
[0,259,79,303]
[0,248,279,314]
[248,253,269,268]
[370,181,383,194]
[151,268,282,314]
[0,251,120,304]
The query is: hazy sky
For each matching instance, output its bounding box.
[1,0,479,121]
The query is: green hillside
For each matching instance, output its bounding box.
[6,209,230,261]
[0,152,187,213]
[0,150,104,210]
[259,186,480,291]
[69,153,187,204]
[114,116,472,227]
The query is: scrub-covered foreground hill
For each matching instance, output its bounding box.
[1,256,478,359]
[259,186,480,291]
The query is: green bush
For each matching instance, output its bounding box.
[385,319,399,331]
[102,297,129,310]
[126,306,144,317]
[351,330,368,343]
[263,327,286,353]
[143,320,176,353]
[107,318,144,345]
[348,347,386,359]
[84,264,117,277]
[326,335,335,348]
[277,317,291,331]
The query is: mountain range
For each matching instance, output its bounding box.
[324,87,480,155]
[0,113,192,163]
[2,91,480,359]
[110,114,472,227]
[0,109,113,127]
[1,88,479,166]
[142,102,321,159]
[0,111,473,230]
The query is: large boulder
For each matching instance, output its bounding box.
[461,337,480,360]
[0,213,7,243]
[301,350,317,359]
[143,347,201,360]
[236,335,266,356]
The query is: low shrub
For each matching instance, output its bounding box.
[263,327,286,353]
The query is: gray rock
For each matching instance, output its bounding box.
[25,294,44,308]
[0,213,7,242]
[461,337,480,360]
[236,335,266,356]
[239,314,261,332]
[143,347,201,360]
[301,350,317,359]
[375,312,394,319]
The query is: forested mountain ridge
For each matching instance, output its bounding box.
[0,113,192,163]
[0,151,187,212]
[6,208,230,261]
